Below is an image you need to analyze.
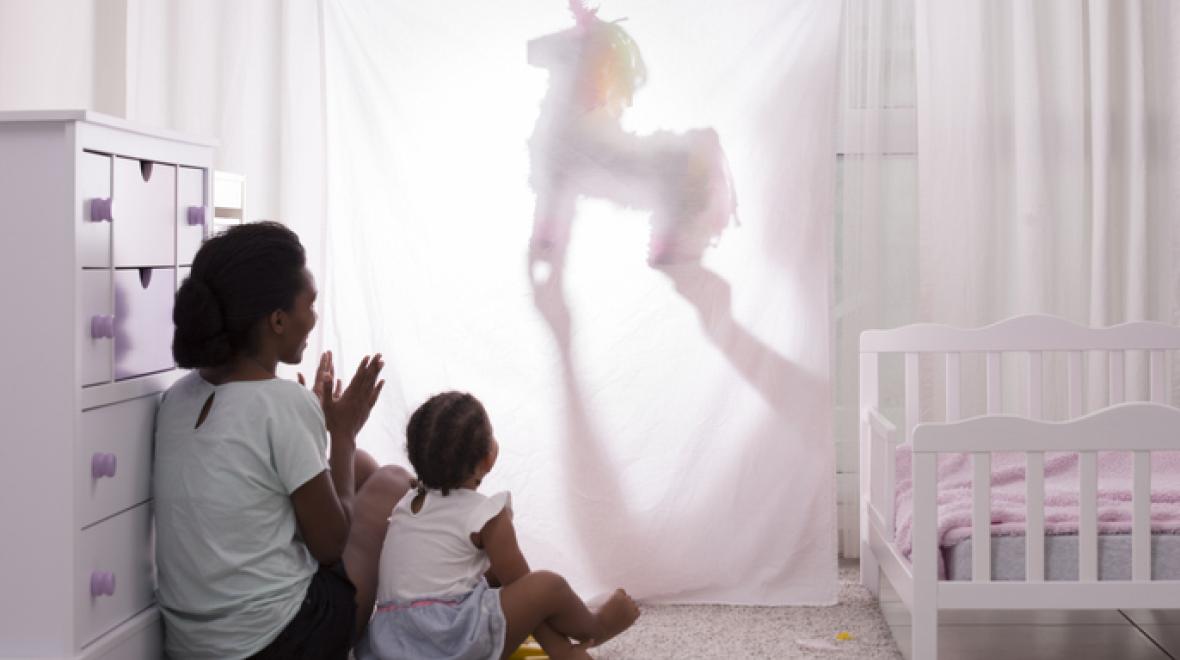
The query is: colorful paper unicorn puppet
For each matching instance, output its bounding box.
[526,0,738,272]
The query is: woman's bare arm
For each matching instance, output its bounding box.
[291,352,385,564]
[292,469,350,563]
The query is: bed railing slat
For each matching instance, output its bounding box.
[1028,351,1043,419]
[1026,451,1045,582]
[987,352,1002,414]
[885,438,896,539]
[973,452,991,582]
[905,353,919,441]
[1133,451,1152,581]
[1079,451,1098,581]
[1110,351,1126,404]
[1068,351,1084,416]
[860,353,878,568]
[1150,350,1166,404]
[870,418,882,527]
[946,353,961,422]
[912,451,938,660]
[868,410,899,540]
[868,409,898,545]
[901,356,920,443]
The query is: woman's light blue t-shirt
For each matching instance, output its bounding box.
[153,372,329,660]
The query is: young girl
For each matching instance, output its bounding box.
[356,392,640,660]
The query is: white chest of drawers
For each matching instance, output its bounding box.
[0,111,213,659]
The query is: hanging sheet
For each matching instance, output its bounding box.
[320,0,841,604]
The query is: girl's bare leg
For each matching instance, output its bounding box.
[588,590,640,646]
[532,623,592,660]
[498,571,639,659]
[342,464,413,640]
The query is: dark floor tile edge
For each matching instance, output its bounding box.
[1120,610,1178,660]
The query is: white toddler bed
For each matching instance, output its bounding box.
[858,315,1180,659]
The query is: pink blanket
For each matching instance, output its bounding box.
[892,445,1180,565]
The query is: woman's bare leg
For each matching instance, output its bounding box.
[498,571,639,659]
[343,464,413,639]
[354,449,380,491]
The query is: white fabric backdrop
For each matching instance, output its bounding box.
[319,0,841,604]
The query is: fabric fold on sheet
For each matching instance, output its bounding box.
[893,443,1180,576]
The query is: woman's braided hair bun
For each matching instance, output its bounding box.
[171,221,306,369]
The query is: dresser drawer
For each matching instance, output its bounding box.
[177,166,207,266]
[88,608,162,660]
[114,267,176,380]
[112,157,176,268]
[80,270,114,386]
[77,503,154,648]
[79,151,112,268]
[78,396,157,527]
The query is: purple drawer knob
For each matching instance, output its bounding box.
[91,452,117,479]
[90,314,115,339]
[90,571,116,597]
[90,197,113,223]
[186,206,207,227]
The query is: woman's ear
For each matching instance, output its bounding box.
[268,308,287,336]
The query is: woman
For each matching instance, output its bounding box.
[153,222,412,659]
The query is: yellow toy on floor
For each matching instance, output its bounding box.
[508,636,548,659]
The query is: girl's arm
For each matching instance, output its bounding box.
[478,508,529,586]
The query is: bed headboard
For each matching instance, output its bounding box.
[859,314,1180,441]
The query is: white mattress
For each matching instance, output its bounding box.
[944,534,1180,581]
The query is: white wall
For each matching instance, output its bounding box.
[0,0,284,223]
[0,0,125,114]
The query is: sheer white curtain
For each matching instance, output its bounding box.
[835,0,917,558]
[914,0,1180,415]
[319,0,842,604]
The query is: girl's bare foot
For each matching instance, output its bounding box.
[591,589,640,646]
[554,645,594,660]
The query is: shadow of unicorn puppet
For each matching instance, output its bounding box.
[527,0,738,275]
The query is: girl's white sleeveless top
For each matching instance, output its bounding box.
[375,488,512,603]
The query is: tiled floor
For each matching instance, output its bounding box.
[878,577,1180,659]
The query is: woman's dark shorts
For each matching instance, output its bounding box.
[248,562,357,660]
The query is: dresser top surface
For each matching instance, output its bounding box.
[0,110,217,147]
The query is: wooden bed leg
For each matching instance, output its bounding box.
[860,543,880,596]
[912,606,937,660]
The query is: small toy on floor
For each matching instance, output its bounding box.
[796,631,856,651]
[508,635,548,659]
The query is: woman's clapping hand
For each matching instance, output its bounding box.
[299,350,385,438]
